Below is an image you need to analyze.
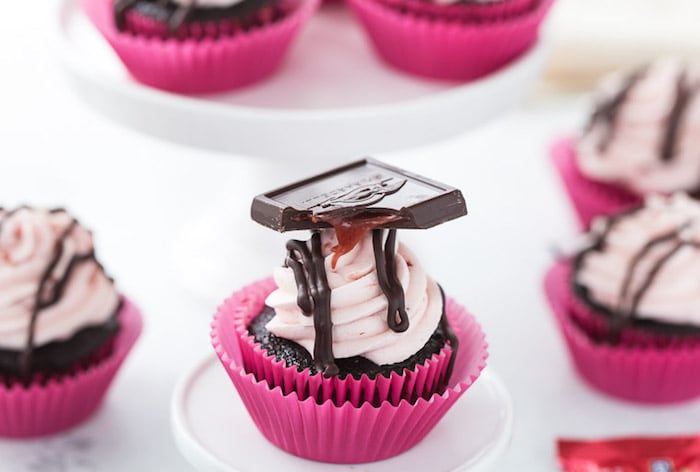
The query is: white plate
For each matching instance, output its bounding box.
[56,0,547,160]
[171,355,513,472]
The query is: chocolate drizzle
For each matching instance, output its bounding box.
[167,0,196,32]
[283,226,460,382]
[118,0,195,32]
[588,68,646,152]
[285,232,338,377]
[372,229,409,333]
[588,64,700,162]
[574,208,700,340]
[113,0,279,34]
[614,223,697,332]
[660,73,692,161]
[438,285,458,386]
[0,208,107,380]
[284,227,412,376]
[114,0,140,30]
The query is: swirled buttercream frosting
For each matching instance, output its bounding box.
[265,229,444,367]
[577,60,700,195]
[0,207,120,375]
[575,193,700,328]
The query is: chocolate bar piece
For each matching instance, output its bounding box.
[251,158,467,232]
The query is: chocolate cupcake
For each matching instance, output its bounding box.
[0,207,142,437]
[211,158,488,463]
[0,208,121,379]
[552,59,700,227]
[573,194,700,339]
[347,0,554,81]
[83,0,318,93]
[247,225,459,391]
[545,193,700,403]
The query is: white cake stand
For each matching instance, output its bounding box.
[55,0,547,160]
[171,355,513,472]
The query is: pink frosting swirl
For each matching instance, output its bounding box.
[577,59,700,195]
[577,193,700,327]
[0,208,119,351]
[265,229,443,365]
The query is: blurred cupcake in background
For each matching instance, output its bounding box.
[83,0,319,93]
[0,207,142,438]
[545,193,700,404]
[552,59,700,228]
[347,0,554,80]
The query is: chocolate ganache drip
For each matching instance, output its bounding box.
[0,208,112,379]
[114,0,198,33]
[372,229,409,333]
[21,218,77,376]
[661,72,693,162]
[285,232,338,377]
[438,285,459,385]
[20,215,106,378]
[114,0,140,30]
[615,222,695,329]
[587,68,646,153]
[283,226,436,376]
[114,0,280,34]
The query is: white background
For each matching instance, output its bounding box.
[3,2,700,471]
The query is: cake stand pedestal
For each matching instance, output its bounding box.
[171,355,513,472]
[56,0,547,161]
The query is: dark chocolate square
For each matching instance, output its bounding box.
[251,158,467,232]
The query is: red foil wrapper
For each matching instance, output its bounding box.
[558,436,700,471]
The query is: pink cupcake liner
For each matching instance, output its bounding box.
[82,0,319,94]
[211,278,488,463]
[230,279,455,407]
[376,0,537,23]
[551,137,641,229]
[0,297,142,438]
[544,261,700,404]
[347,0,553,81]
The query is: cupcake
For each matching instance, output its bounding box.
[211,158,488,463]
[347,0,554,80]
[545,193,700,403]
[0,207,142,437]
[552,59,700,228]
[82,0,319,93]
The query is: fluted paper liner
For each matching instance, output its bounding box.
[545,261,700,404]
[0,297,142,438]
[375,0,537,23]
[551,137,641,229]
[211,279,488,463]
[82,0,319,94]
[232,280,459,406]
[347,0,553,81]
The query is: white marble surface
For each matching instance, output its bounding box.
[4,3,700,472]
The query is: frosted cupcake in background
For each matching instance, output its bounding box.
[552,59,700,228]
[0,207,142,438]
[545,193,700,403]
[212,159,488,463]
[347,0,554,80]
[83,0,319,93]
